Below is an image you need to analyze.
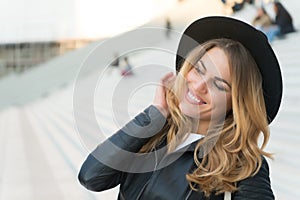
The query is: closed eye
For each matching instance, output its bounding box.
[194,60,206,75]
[214,77,231,92]
[214,81,226,91]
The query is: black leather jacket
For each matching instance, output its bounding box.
[78,106,275,200]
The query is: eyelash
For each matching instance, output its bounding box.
[194,63,227,92]
[194,62,205,75]
[214,81,226,91]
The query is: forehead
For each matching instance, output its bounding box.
[200,47,231,82]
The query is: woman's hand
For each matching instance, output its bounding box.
[153,72,175,118]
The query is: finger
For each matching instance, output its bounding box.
[162,73,175,90]
[161,72,174,82]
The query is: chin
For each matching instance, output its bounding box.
[179,102,201,119]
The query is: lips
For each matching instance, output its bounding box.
[186,90,206,105]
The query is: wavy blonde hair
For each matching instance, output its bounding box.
[140,38,272,196]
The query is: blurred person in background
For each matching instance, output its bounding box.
[106,53,120,75]
[220,0,254,13]
[165,17,172,38]
[252,7,273,29]
[257,1,296,42]
[120,56,133,76]
[273,1,295,35]
[252,7,275,41]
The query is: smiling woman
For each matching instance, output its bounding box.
[179,46,232,124]
[78,16,282,200]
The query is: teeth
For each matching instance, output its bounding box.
[188,91,201,103]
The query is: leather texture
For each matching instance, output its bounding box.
[78,106,275,200]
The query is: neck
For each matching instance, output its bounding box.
[196,120,210,135]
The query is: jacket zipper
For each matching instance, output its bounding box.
[184,183,197,200]
[136,148,159,199]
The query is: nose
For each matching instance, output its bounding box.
[193,76,208,94]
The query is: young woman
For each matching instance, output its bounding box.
[252,7,273,30]
[78,16,282,200]
[262,2,295,42]
[274,2,295,35]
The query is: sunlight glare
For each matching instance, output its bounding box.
[76,0,176,39]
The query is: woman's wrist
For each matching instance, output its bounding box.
[152,104,168,118]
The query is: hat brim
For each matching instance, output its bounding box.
[176,16,282,124]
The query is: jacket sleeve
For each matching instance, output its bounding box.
[232,157,275,200]
[78,105,166,192]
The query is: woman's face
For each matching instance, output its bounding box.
[274,4,278,13]
[258,8,264,16]
[179,47,232,123]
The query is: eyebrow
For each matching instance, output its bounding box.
[198,60,207,72]
[214,76,232,88]
[199,59,232,89]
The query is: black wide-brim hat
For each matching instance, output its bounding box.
[176,16,282,124]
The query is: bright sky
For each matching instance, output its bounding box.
[76,0,177,38]
[0,0,177,43]
[1,0,298,43]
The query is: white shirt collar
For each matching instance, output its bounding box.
[175,133,204,152]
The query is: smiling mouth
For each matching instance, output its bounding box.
[186,90,206,105]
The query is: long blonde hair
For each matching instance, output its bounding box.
[140,38,272,196]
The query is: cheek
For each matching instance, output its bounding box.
[211,92,232,113]
[186,69,198,82]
